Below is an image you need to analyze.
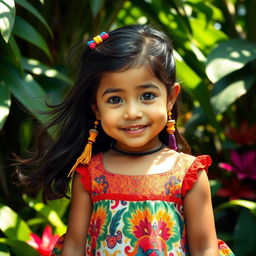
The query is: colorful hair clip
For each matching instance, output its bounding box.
[87,32,109,49]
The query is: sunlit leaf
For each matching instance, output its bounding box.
[186,0,223,21]
[214,199,256,215]
[0,0,15,42]
[13,16,51,58]
[190,18,227,53]
[211,73,254,114]
[21,58,73,84]
[175,51,220,131]
[0,204,31,241]
[0,238,37,256]
[47,197,70,219]
[15,0,52,36]
[0,63,50,125]
[24,197,66,235]
[0,81,11,130]
[206,39,256,83]
[172,0,193,34]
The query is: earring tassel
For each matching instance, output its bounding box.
[67,128,98,177]
[168,133,178,151]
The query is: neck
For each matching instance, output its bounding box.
[110,143,166,156]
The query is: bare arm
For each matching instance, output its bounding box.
[183,170,219,256]
[61,173,92,256]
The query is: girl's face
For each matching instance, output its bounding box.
[92,65,180,152]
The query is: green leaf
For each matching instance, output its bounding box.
[90,0,104,17]
[175,51,220,132]
[214,199,256,215]
[25,197,66,235]
[0,0,15,42]
[0,204,32,241]
[46,197,70,219]
[21,58,73,84]
[8,34,21,63]
[206,39,256,83]
[0,238,37,256]
[233,209,256,256]
[175,50,201,90]
[190,18,227,53]
[186,0,223,21]
[211,72,255,114]
[15,0,52,37]
[0,243,10,256]
[0,81,11,130]
[13,16,51,58]
[0,63,50,125]
[210,179,221,196]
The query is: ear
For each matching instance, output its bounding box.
[167,83,180,110]
[91,104,101,120]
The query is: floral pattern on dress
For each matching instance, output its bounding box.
[164,176,182,198]
[87,200,111,255]
[92,175,109,196]
[122,201,181,255]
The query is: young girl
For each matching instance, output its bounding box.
[17,25,235,256]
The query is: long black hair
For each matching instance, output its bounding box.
[15,24,190,202]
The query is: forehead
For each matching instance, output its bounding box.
[97,66,166,93]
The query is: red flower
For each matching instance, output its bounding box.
[27,226,60,256]
[226,121,256,145]
[157,220,170,241]
[134,218,152,238]
[217,177,256,200]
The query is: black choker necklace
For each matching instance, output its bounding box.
[111,143,166,156]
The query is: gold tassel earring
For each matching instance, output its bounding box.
[67,120,99,177]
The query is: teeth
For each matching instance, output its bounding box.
[127,127,142,131]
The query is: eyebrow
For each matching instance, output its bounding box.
[102,83,160,96]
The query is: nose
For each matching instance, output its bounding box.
[123,101,142,119]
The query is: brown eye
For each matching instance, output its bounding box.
[107,96,122,104]
[141,92,156,101]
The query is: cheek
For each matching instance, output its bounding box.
[99,112,118,130]
[154,107,168,128]
[151,105,168,120]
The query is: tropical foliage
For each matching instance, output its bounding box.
[0,0,255,255]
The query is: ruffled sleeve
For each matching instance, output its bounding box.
[181,155,212,197]
[75,164,91,193]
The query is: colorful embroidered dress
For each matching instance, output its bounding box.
[51,152,235,256]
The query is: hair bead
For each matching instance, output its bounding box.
[87,32,109,49]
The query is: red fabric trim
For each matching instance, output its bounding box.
[75,165,91,193]
[181,155,212,197]
[92,193,182,205]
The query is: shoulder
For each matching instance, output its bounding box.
[75,152,103,192]
[176,152,212,173]
[76,152,102,174]
[178,152,212,197]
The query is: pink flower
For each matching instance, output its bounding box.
[219,150,256,180]
[27,225,60,256]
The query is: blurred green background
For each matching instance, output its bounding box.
[0,0,256,255]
